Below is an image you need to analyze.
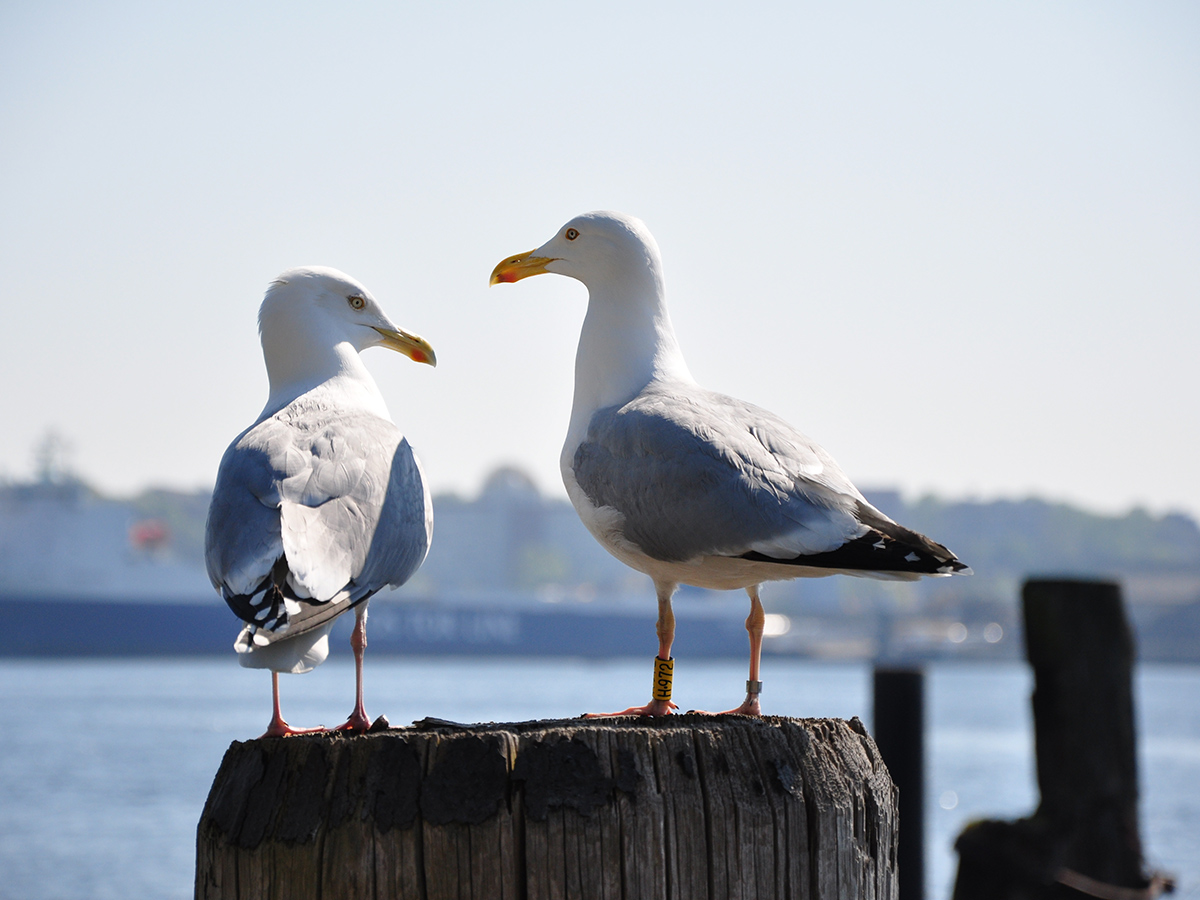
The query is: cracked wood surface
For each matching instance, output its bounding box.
[195,715,897,900]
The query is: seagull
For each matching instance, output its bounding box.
[205,267,435,737]
[491,211,969,717]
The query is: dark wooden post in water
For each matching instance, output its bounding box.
[873,668,925,900]
[952,579,1163,900]
[196,715,898,900]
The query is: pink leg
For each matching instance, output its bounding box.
[334,604,371,732]
[694,584,764,716]
[585,581,680,718]
[260,671,325,738]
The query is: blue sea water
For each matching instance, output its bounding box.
[0,657,1196,900]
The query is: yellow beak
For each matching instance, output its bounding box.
[372,326,437,367]
[489,251,556,285]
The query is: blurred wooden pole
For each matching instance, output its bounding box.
[952,578,1157,900]
[873,667,925,900]
[195,715,899,900]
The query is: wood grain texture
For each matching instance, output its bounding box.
[196,715,897,900]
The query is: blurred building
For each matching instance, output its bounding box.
[1,466,1197,660]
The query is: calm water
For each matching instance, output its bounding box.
[0,657,1196,900]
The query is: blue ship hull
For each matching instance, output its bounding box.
[0,596,749,659]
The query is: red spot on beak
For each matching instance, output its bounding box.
[410,350,428,364]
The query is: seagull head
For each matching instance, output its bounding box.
[489,211,663,292]
[488,212,690,410]
[260,266,436,366]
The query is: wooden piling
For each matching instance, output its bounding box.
[951,578,1158,900]
[872,668,925,900]
[196,715,898,900]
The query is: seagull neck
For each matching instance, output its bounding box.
[567,277,693,439]
[260,340,387,420]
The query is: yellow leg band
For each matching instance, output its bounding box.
[652,656,674,701]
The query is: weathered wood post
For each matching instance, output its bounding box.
[873,668,925,900]
[196,715,898,900]
[951,579,1166,900]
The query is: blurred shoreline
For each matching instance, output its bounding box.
[4,467,1199,662]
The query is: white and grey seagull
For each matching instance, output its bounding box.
[491,211,969,717]
[205,266,435,737]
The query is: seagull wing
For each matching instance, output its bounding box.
[205,402,431,642]
[572,382,965,576]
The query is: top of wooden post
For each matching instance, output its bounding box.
[197,714,899,900]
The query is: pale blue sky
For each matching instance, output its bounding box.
[1,2,1197,515]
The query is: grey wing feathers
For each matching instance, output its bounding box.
[205,405,430,643]
[205,438,285,598]
[353,437,430,592]
[573,384,868,563]
[573,383,967,575]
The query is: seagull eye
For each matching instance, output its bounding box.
[347,295,366,310]
[565,228,579,241]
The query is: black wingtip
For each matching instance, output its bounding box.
[740,507,969,578]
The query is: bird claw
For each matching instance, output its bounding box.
[582,699,679,718]
[259,717,327,739]
[690,696,762,717]
[333,706,372,733]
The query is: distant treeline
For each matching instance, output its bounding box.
[79,470,1200,586]
[867,491,1200,576]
